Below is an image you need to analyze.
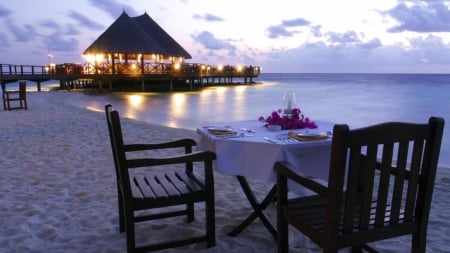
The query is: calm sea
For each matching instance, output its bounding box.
[14,73,450,167]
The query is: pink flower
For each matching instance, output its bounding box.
[259,108,318,130]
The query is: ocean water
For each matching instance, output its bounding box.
[11,73,450,166]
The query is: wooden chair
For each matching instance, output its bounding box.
[275,117,444,253]
[2,81,27,110]
[104,104,216,252]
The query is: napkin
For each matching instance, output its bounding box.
[288,131,329,141]
[208,128,237,136]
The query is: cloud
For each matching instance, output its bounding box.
[65,24,81,36]
[88,0,137,18]
[6,20,38,42]
[193,13,224,22]
[192,31,236,50]
[408,34,450,64]
[68,10,104,30]
[311,25,322,37]
[0,4,11,17]
[282,18,310,27]
[0,32,9,47]
[361,38,382,49]
[261,34,450,73]
[40,19,61,30]
[386,1,450,32]
[267,25,296,38]
[266,17,310,38]
[326,31,361,44]
[43,33,79,52]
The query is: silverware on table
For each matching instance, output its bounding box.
[263,137,277,143]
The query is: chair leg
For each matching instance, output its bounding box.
[206,194,215,247]
[6,94,11,110]
[277,212,288,253]
[187,202,194,222]
[2,94,6,110]
[277,173,289,253]
[412,230,427,253]
[118,191,125,233]
[351,246,363,253]
[125,208,136,253]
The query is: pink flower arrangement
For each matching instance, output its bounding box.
[258,108,318,130]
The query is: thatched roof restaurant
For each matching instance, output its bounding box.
[83,11,193,76]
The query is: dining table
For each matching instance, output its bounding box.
[196,119,334,239]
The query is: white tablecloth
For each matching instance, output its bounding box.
[197,120,334,184]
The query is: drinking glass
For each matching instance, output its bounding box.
[282,91,297,115]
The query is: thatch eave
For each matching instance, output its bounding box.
[83,11,191,60]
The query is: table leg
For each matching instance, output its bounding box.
[227,175,277,239]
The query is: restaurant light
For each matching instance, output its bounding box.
[95,54,104,63]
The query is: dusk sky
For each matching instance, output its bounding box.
[1,0,450,73]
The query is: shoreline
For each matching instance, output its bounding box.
[1,91,449,252]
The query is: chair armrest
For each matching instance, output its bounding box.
[126,150,216,168]
[123,138,197,152]
[274,161,328,197]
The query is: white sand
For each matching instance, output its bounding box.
[1,91,449,253]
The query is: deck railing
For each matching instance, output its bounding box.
[0,64,48,76]
[0,62,261,78]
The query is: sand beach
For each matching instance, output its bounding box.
[1,91,450,252]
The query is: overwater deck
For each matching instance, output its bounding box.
[0,62,260,92]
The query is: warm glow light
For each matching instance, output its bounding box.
[170,93,186,117]
[216,87,226,93]
[172,93,186,106]
[131,63,137,69]
[83,54,104,64]
[127,95,144,107]
[234,85,246,92]
[237,65,243,72]
[174,63,180,70]
[95,54,104,63]
[217,65,223,71]
[83,54,95,63]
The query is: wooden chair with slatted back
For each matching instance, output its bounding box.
[105,104,216,252]
[2,81,27,111]
[275,117,444,253]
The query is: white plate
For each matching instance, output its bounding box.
[207,127,233,132]
[296,131,327,137]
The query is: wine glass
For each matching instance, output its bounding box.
[282,91,297,116]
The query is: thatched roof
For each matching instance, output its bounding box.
[83,11,192,59]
